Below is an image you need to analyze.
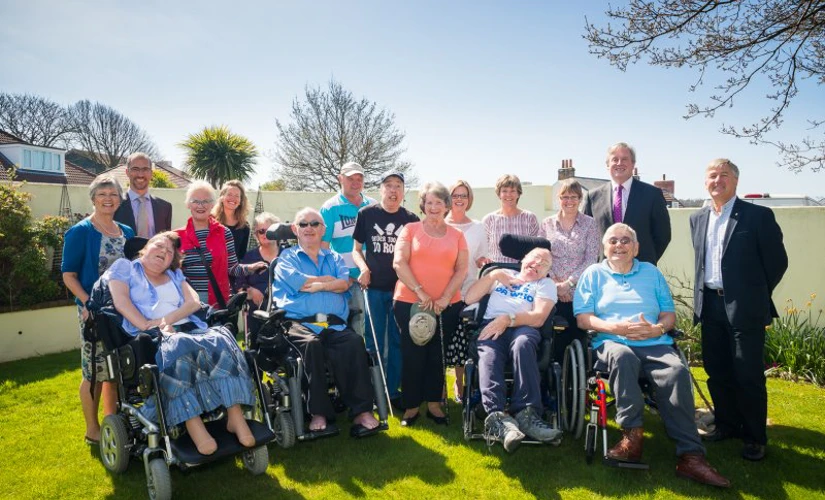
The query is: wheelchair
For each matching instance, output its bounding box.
[561,329,693,468]
[244,256,390,448]
[459,262,569,447]
[89,289,275,500]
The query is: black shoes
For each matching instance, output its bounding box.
[426,410,449,426]
[702,428,738,442]
[742,443,766,461]
[400,412,420,427]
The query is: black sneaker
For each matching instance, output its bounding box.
[742,443,766,461]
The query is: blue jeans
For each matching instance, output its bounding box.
[363,288,402,399]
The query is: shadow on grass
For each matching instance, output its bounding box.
[0,350,77,389]
[275,432,455,496]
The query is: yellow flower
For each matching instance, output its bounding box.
[811,293,817,300]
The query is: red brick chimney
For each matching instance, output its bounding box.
[654,174,675,196]
[558,158,575,180]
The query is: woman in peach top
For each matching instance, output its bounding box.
[393,182,469,427]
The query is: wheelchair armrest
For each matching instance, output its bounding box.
[460,303,479,320]
[668,329,684,340]
[551,314,569,330]
[253,308,287,322]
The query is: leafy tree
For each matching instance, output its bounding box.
[150,169,175,188]
[179,126,258,188]
[0,93,73,147]
[274,79,415,191]
[260,178,287,191]
[585,0,825,172]
[0,175,66,309]
[67,100,159,170]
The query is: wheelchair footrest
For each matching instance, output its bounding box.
[602,457,650,470]
[170,419,274,467]
[297,424,340,441]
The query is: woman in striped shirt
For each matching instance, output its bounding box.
[482,174,541,264]
[175,181,267,307]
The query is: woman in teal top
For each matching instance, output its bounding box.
[61,174,134,446]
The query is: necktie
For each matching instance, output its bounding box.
[613,185,623,223]
[136,196,150,238]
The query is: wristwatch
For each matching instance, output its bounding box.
[508,313,516,328]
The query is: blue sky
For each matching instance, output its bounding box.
[2,1,823,199]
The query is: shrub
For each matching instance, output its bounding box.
[150,169,175,188]
[0,177,69,309]
[765,295,825,387]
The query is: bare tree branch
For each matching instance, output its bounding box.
[585,0,825,172]
[273,79,416,191]
[0,93,73,147]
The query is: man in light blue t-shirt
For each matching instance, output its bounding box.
[574,223,730,488]
[320,162,377,336]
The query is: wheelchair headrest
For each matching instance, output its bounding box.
[265,222,296,242]
[124,237,149,261]
[499,234,552,262]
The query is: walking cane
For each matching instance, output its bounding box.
[362,288,394,418]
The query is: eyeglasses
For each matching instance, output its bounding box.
[451,193,469,199]
[129,167,152,174]
[255,229,267,235]
[559,195,580,202]
[607,237,633,246]
[189,199,214,206]
[297,221,323,228]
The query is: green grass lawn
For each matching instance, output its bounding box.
[2,351,824,500]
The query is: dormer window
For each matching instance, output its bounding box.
[23,149,62,171]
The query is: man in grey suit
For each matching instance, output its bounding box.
[114,152,173,238]
[584,142,671,265]
[690,158,788,462]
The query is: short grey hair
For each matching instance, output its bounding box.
[706,158,740,178]
[185,180,216,203]
[606,142,636,165]
[126,152,153,169]
[254,211,280,228]
[418,181,451,213]
[88,174,123,201]
[603,223,638,246]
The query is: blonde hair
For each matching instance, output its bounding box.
[495,174,523,198]
[211,180,249,228]
[449,179,475,211]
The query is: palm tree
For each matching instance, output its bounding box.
[179,126,257,188]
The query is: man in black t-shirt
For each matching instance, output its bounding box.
[353,171,419,403]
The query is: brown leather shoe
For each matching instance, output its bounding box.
[676,452,731,488]
[606,427,644,462]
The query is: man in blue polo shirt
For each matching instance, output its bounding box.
[574,223,730,488]
[273,207,380,437]
[320,162,377,337]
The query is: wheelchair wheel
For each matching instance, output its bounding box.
[147,457,171,500]
[274,412,296,449]
[242,445,270,475]
[100,414,130,474]
[561,339,586,439]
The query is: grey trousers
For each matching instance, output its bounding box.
[478,325,542,414]
[596,342,704,456]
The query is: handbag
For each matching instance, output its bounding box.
[409,302,437,346]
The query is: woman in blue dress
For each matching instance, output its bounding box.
[106,231,256,455]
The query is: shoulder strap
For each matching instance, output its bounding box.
[195,246,227,309]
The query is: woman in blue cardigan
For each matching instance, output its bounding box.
[61,174,135,446]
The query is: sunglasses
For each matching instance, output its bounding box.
[297,221,323,228]
[607,237,633,245]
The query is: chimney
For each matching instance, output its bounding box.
[632,167,640,181]
[558,158,576,181]
[654,174,675,196]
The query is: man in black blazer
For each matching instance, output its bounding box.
[690,158,788,461]
[114,152,173,237]
[584,142,671,265]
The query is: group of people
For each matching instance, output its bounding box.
[61,142,788,489]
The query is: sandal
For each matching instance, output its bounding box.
[84,436,100,446]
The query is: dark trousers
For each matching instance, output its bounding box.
[552,301,587,363]
[394,300,460,409]
[286,323,374,419]
[701,289,768,445]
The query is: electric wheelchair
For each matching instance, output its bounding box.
[561,329,694,468]
[459,261,570,448]
[243,244,390,448]
[88,285,274,500]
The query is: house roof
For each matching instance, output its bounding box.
[0,130,26,145]
[64,161,98,185]
[103,162,192,189]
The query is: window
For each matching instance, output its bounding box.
[21,148,62,172]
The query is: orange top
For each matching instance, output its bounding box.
[393,222,468,304]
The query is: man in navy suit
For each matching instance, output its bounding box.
[114,152,173,237]
[690,158,788,461]
[584,142,671,265]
